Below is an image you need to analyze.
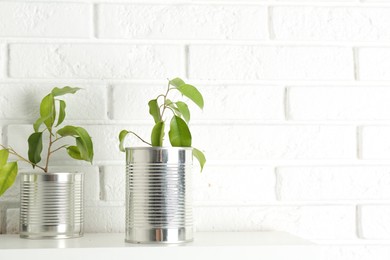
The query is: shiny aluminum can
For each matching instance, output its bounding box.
[125,147,193,244]
[19,172,84,239]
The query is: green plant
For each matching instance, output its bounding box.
[0,87,94,196]
[119,77,206,170]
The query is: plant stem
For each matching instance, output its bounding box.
[49,144,68,155]
[127,131,152,146]
[52,136,64,143]
[44,130,53,172]
[160,81,171,119]
[0,144,46,172]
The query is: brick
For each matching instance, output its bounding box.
[277,166,390,200]
[194,165,276,203]
[6,208,19,234]
[0,2,91,38]
[360,126,390,159]
[9,44,182,79]
[358,205,390,239]
[189,45,354,80]
[359,48,390,80]
[6,124,149,162]
[84,206,125,233]
[97,4,268,40]
[102,165,126,202]
[194,206,356,239]
[0,84,107,120]
[272,7,390,41]
[111,84,285,121]
[288,87,390,120]
[191,125,356,161]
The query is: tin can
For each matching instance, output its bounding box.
[19,172,84,239]
[125,147,193,243]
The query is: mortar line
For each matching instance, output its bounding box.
[267,6,275,40]
[353,47,360,81]
[356,126,363,160]
[284,87,290,121]
[92,3,98,39]
[184,45,190,79]
[106,84,114,120]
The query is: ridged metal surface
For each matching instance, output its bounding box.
[125,147,193,244]
[19,172,84,239]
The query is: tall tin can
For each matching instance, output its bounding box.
[125,147,193,244]
[19,172,84,239]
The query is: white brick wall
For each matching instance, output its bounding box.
[272,7,390,41]
[0,2,92,38]
[9,44,183,79]
[0,0,389,252]
[288,87,390,120]
[189,45,354,80]
[97,4,268,40]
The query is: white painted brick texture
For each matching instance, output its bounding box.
[277,167,390,200]
[0,2,91,38]
[359,205,390,239]
[195,206,356,239]
[359,48,390,80]
[360,126,390,159]
[288,87,390,120]
[193,125,356,160]
[0,1,389,250]
[189,45,354,80]
[97,4,268,40]
[272,7,390,41]
[9,44,183,79]
[0,84,107,120]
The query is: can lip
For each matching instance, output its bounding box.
[125,146,193,151]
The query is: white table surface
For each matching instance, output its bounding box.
[0,232,389,260]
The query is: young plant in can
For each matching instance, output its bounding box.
[0,87,94,196]
[118,77,206,171]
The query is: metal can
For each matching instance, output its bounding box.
[125,147,193,244]
[19,172,84,239]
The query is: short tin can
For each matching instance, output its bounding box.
[19,172,84,239]
[125,147,193,244]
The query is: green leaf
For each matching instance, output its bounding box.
[33,114,51,132]
[28,132,43,166]
[57,126,94,163]
[56,100,66,127]
[66,146,82,160]
[118,130,129,152]
[168,116,192,147]
[176,101,190,123]
[51,86,81,97]
[0,149,9,166]
[169,77,186,88]
[192,147,206,172]
[0,162,18,196]
[151,121,165,146]
[165,99,182,117]
[75,137,88,161]
[40,93,55,130]
[176,84,204,109]
[148,99,161,124]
